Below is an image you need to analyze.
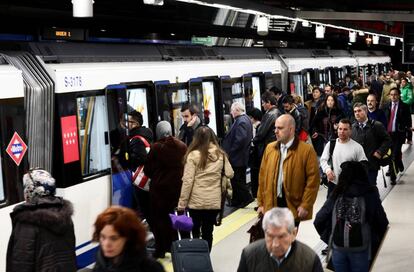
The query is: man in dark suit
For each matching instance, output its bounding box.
[384,88,413,184]
[222,102,254,207]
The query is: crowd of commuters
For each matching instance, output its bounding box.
[5,69,413,271]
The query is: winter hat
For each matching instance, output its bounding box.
[23,169,56,201]
[156,121,172,140]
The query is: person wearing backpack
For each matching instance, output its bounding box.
[314,161,389,272]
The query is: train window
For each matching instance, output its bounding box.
[127,88,149,128]
[76,95,111,176]
[0,159,4,202]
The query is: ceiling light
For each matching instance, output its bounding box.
[72,0,94,17]
[358,31,365,36]
[400,38,404,42]
[315,25,325,39]
[257,16,269,36]
[301,20,310,27]
[390,38,396,46]
[143,0,164,5]
[349,31,357,43]
[170,33,176,36]
[373,35,379,44]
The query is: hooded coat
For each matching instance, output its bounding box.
[6,196,76,272]
[144,136,187,255]
[314,161,389,260]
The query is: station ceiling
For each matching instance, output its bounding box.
[1,0,413,48]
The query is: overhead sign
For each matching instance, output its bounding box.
[6,132,28,166]
[191,36,213,46]
[61,115,80,164]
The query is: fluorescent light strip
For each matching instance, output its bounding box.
[174,0,402,41]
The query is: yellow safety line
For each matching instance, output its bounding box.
[158,203,258,272]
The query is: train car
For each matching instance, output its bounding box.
[0,42,282,270]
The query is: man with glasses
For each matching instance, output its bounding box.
[237,207,323,272]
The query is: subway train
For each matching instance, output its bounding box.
[0,42,391,270]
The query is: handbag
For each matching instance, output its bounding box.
[131,135,151,191]
[247,213,264,243]
[169,210,194,232]
[215,154,232,226]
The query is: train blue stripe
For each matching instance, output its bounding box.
[75,240,92,251]
[76,244,99,269]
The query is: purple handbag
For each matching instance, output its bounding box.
[169,210,194,232]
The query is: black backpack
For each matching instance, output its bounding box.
[331,196,370,250]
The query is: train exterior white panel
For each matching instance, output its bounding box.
[284,57,358,72]
[47,59,282,93]
[356,56,391,66]
[0,66,24,99]
[55,175,111,252]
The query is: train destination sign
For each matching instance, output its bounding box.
[6,132,27,166]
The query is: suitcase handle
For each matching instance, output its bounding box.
[175,209,193,240]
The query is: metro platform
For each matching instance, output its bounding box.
[156,142,414,271]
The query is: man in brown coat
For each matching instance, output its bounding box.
[257,114,320,226]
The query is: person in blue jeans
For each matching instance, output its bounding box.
[314,161,388,272]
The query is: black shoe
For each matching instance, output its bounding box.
[321,247,328,255]
[385,171,391,176]
[399,165,405,172]
[391,180,397,185]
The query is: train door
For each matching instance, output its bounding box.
[220,76,244,135]
[189,77,220,136]
[154,81,189,137]
[243,73,263,111]
[105,84,132,207]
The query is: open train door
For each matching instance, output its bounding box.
[105,84,133,208]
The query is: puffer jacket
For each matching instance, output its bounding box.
[179,144,234,210]
[6,196,76,272]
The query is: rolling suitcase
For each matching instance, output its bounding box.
[171,211,213,272]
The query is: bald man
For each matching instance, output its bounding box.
[257,114,320,226]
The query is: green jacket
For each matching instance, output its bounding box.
[401,84,414,105]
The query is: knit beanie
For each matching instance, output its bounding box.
[156,121,172,140]
[23,169,56,201]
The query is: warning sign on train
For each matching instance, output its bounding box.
[6,132,27,166]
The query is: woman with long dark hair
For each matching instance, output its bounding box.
[178,126,234,251]
[311,94,344,155]
[92,206,164,272]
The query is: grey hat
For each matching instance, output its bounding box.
[23,169,56,201]
[156,121,172,140]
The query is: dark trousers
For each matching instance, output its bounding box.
[389,132,405,180]
[189,209,220,252]
[327,181,336,199]
[231,167,253,206]
[277,189,300,228]
[132,186,151,222]
[250,167,259,198]
[368,170,379,186]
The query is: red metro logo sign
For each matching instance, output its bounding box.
[6,132,28,166]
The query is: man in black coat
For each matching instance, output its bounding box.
[253,91,281,160]
[7,169,76,272]
[222,102,253,207]
[352,102,392,186]
[383,88,412,184]
[124,110,153,219]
